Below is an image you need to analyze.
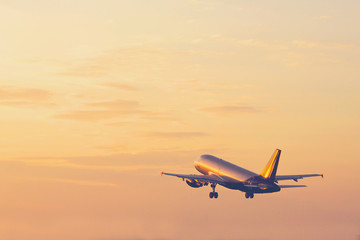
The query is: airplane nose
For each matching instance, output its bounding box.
[194,159,200,167]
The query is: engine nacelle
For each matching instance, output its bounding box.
[186,179,203,188]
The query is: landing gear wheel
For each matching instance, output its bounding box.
[209,192,214,198]
[245,192,254,199]
[209,183,218,199]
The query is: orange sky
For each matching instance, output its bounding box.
[0,1,359,240]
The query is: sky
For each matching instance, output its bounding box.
[0,0,359,240]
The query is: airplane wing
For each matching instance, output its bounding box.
[275,174,323,182]
[278,185,307,188]
[161,172,226,184]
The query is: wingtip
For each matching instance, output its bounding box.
[321,173,324,178]
[160,171,163,176]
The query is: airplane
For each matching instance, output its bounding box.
[161,149,323,199]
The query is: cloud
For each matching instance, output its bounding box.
[55,99,177,122]
[0,100,55,107]
[103,82,138,91]
[55,99,143,121]
[2,150,225,181]
[235,38,290,50]
[0,86,54,107]
[201,104,262,115]
[59,64,108,77]
[55,110,141,121]
[8,149,218,169]
[292,40,354,50]
[55,109,175,122]
[106,121,130,127]
[0,87,51,100]
[238,39,268,48]
[292,40,320,49]
[147,131,208,138]
[27,177,117,187]
[1,156,188,173]
[58,45,168,78]
[230,37,354,52]
[141,111,179,121]
[189,0,228,12]
[87,99,140,110]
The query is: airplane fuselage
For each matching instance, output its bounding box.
[194,154,280,193]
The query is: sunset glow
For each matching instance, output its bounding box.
[0,1,359,240]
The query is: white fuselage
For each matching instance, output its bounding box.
[194,154,258,183]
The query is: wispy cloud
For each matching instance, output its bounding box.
[1,157,183,172]
[190,0,217,11]
[55,99,142,121]
[214,35,355,53]
[27,177,117,187]
[0,86,54,107]
[58,45,168,78]
[106,121,130,127]
[236,38,290,50]
[292,40,319,49]
[0,87,51,100]
[55,110,141,121]
[189,0,237,12]
[201,104,263,115]
[55,99,176,122]
[292,40,353,50]
[103,82,138,91]
[141,111,179,121]
[238,39,268,48]
[0,100,55,107]
[87,99,140,110]
[147,131,208,138]
[59,64,108,77]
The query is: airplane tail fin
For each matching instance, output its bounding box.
[260,149,281,182]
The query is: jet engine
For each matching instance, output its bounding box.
[186,179,203,188]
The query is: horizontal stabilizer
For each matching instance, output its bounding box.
[276,174,323,182]
[279,185,307,188]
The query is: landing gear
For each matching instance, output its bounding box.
[245,192,254,199]
[209,192,217,198]
[209,183,218,199]
[209,191,218,199]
